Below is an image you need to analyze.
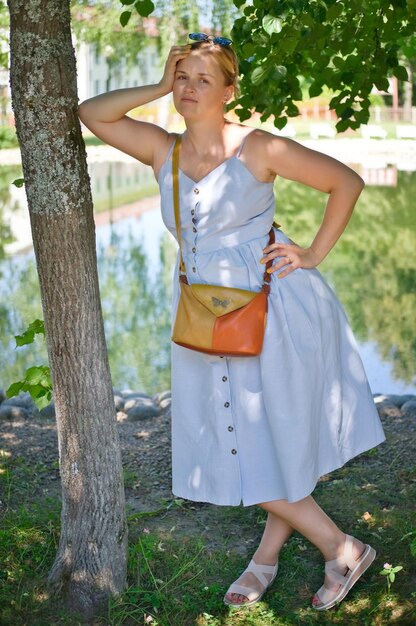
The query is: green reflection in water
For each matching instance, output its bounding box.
[276,170,416,384]
[0,169,415,393]
[96,228,175,393]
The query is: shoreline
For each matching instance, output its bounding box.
[1,137,416,167]
[0,388,415,421]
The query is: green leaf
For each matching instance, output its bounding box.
[274,117,288,130]
[393,65,408,81]
[25,367,45,385]
[327,3,343,20]
[15,319,45,347]
[6,382,23,399]
[120,10,131,26]
[390,572,395,582]
[12,178,24,188]
[134,0,154,18]
[374,76,390,91]
[120,0,135,4]
[33,392,52,411]
[233,0,246,8]
[271,65,287,81]
[251,65,268,86]
[262,15,282,36]
[309,81,322,98]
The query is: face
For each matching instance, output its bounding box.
[173,50,232,120]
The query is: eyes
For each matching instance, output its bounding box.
[176,74,209,84]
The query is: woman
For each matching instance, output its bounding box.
[78,35,385,611]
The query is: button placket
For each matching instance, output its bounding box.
[219,359,238,456]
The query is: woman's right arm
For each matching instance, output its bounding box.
[78,45,190,166]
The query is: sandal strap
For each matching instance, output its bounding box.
[246,559,278,587]
[225,582,260,602]
[324,535,361,577]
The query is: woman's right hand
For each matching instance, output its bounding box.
[158,45,191,94]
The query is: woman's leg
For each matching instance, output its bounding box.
[225,495,367,606]
[225,511,293,604]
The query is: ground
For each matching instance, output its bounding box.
[1,398,415,625]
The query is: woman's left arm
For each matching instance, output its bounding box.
[259,134,365,278]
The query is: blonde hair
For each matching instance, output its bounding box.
[189,40,240,99]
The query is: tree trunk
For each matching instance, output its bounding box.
[8,0,128,618]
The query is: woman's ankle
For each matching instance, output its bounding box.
[252,548,279,566]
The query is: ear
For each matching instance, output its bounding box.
[223,89,233,103]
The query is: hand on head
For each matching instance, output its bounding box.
[158,45,191,94]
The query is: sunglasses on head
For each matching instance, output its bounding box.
[189,32,233,47]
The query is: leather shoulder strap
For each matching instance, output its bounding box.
[172,136,186,273]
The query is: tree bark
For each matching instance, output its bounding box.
[8,0,128,618]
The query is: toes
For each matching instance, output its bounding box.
[311,594,322,607]
[226,592,248,605]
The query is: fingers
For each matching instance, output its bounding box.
[260,243,299,278]
[167,45,191,61]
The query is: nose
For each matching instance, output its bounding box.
[184,82,196,94]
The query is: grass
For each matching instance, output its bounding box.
[0,428,415,625]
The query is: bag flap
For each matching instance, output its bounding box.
[189,283,258,317]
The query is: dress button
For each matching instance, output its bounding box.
[222,376,228,382]
[192,247,196,253]
[193,227,197,233]
[224,401,230,408]
[228,425,234,432]
[192,267,196,272]
[194,188,199,194]
[191,209,195,215]
[231,449,237,455]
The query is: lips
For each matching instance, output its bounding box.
[181,97,198,103]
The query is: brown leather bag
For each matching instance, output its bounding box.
[171,136,275,357]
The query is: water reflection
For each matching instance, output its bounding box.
[0,156,415,395]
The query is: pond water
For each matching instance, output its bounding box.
[0,148,415,396]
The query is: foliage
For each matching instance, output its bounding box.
[0,0,9,69]
[5,320,53,411]
[71,0,149,79]
[113,0,416,130]
[229,0,416,131]
[0,126,18,149]
[379,562,404,592]
[116,0,238,60]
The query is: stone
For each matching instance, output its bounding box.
[114,394,125,412]
[1,392,39,417]
[401,399,416,419]
[153,390,171,404]
[159,397,171,410]
[124,395,152,411]
[375,399,402,419]
[0,405,31,420]
[384,394,416,409]
[127,398,161,421]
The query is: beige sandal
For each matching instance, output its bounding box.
[312,534,376,610]
[223,559,278,607]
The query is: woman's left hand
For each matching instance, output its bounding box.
[260,242,321,279]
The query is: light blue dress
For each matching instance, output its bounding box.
[157,131,385,506]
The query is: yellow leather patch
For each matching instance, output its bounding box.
[189,283,258,317]
[172,282,215,348]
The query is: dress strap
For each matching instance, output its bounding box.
[166,133,181,162]
[236,129,256,158]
